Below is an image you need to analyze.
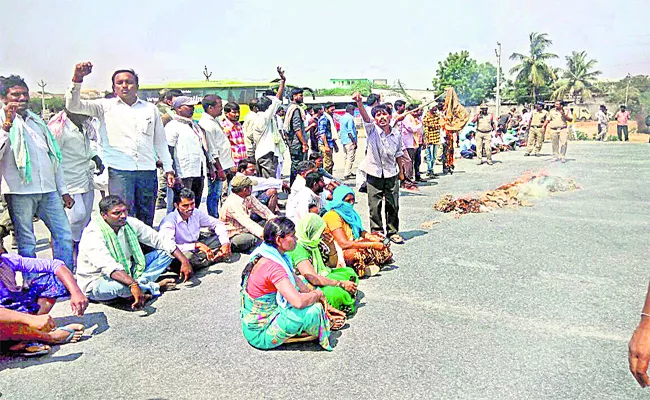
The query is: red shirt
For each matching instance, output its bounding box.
[245,258,289,298]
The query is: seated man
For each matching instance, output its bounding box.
[219,175,277,254]
[76,195,193,310]
[0,245,88,356]
[159,188,231,270]
[286,171,325,224]
[460,131,477,159]
[237,158,289,213]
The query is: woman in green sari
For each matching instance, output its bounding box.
[240,217,344,351]
[287,214,359,315]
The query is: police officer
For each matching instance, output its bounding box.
[471,103,495,165]
[543,100,573,163]
[525,102,548,157]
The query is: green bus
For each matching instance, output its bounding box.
[138,80,308,121]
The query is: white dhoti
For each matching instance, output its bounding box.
[65,191,95,242]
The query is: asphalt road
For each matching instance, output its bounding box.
[1,140,649,399]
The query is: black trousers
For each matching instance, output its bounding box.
[366,174,399,236]
[256,152,278,179]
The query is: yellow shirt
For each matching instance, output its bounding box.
[547,109,569,129]
[322,210,354,242]
[530,110,548,127]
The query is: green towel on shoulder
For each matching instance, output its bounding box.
[8,110,62,184]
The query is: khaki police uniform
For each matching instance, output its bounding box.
[546,108,570,158]
[526,110,547,155]
[475,113,494,162]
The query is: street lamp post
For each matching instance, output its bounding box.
[37,80,47,117]
[495,42,501,117]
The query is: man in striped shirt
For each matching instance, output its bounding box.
[352,92,405,245]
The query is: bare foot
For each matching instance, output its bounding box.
[47,323,85,344]
[158,278,177,292]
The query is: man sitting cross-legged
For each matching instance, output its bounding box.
[159,188,232,271]
[76,195,193,310]
[219,175,277,254]
[0,245,88,356]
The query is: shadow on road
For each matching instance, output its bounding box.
[400,230,428,241]
[0,351,83,372]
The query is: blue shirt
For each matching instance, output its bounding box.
[317,115,335,146]
[338,113,357,145]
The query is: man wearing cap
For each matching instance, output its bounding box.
[219,174,277,253]
[471,104,495,165]
[65,62,174,226]
[543,100,572,163]
[199,94,232,218]
[165,96,212,208]
[525,102,548,157]
[283,88,309,184]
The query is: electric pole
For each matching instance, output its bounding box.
[495,42,501,117]
[203,65,212,82]
[37,80,47,116]
[625,73,631,107]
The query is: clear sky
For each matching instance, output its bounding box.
[1,0,648,93]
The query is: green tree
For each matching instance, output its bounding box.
[509,32,558,102]
[552,51,601,103]
[599,75,650,114]
[432,51,497,106]
[315,80,372,96]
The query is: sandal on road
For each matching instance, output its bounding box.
[51,324,85,344]
[389,234,405,244]
[7,342,51,358]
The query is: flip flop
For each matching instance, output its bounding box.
[7,342,51,358]
[53,325,84,344]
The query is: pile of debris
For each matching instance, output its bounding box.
[434,171,580,215]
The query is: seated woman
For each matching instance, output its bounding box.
[322,186,393,277]
[0,246,88,356]
[240,217,343,351]
[287,214,358,316]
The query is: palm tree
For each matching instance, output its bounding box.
[552,51,602,103]
[509,32,558,102]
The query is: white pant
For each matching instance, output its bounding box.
[65,191,94,242]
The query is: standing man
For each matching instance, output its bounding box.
[283,88,310,184]
[402,104,424,180]
[199,95,232,218]
[615,105,631,142]
[65,62,174,226]
[242,99,258,143]
[365,93,381,118]
[519,107,531,145]
[596,105,609,141]
[318,102,337,175]
[166,96,212,207]
[524,102,548,157]
[245,67,286,179]
[352,92,405,245]
[422,104,442,178]
[0,75,75,269]
[471,104,495,165]
[155,89,182,209]
[49,110,104,261]
[543,100,573,163]
[339,104,358,179]
[220,102,248,165]
[306,106,323,153]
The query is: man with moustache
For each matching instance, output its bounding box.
[0,75,75,270]
[65,62,175,226]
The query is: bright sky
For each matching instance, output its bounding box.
[1,0,648,93]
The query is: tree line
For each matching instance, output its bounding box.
[432,32,649,114]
